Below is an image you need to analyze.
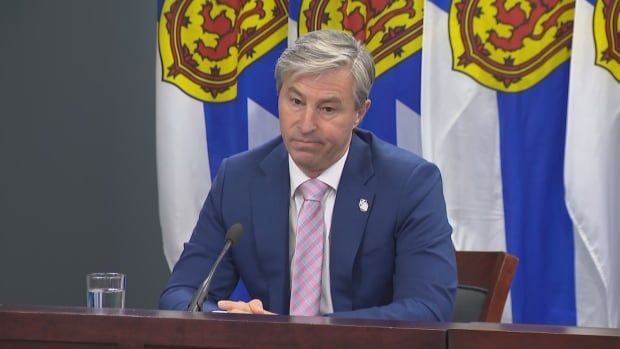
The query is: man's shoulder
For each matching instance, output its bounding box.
[224,136,286,171]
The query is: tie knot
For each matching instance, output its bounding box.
[298,179,329,202]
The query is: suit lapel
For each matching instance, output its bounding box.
[251,142,291,315]
[330,133,375,312]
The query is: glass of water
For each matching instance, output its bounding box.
[86,272,126,309]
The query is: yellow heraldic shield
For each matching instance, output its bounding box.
[594,0,620,82]
[159,0,288,102]
[449,0,575,92]
[298,0,424,77]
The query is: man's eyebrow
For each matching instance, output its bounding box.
[285,86,302,95]
[284,86,342,104]
[318,96,343,105]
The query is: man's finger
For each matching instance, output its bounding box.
[217,299,274,314]
[217,300,233,310]
[248,299,264,314]
[218,300,248,312]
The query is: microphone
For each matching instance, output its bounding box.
[187,223,244,312]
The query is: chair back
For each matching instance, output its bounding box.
[453,251,518,322]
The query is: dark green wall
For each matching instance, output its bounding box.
[0,0,170,308]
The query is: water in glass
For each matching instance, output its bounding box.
[87,288,125,308]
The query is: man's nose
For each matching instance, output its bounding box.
[298,107,317,133]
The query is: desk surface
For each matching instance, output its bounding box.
[448,321,620,349]
[0,305,448,349]
[1,305,619,349]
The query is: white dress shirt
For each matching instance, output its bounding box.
[288,149,349,315]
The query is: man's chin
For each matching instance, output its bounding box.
[290,152,317,165]
[290,152,322,173]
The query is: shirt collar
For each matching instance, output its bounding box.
[288,148,350,198]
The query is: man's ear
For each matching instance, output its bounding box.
[354,99,371,126]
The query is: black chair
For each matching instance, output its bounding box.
[453,251,518,322]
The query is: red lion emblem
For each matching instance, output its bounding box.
[160,0,287,101]
[451,0,574,91]
[486,0,573,52]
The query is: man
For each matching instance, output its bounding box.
[160,30,457,321]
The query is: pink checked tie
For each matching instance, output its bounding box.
[290,178,329,316]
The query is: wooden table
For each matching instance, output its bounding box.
[0,305,448,349]
[2,305,620,349]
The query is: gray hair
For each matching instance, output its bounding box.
[275,30,375,109]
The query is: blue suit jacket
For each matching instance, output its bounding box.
[160,129,456,321]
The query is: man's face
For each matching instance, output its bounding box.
[278,67,370,178]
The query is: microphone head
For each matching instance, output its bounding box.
[225,223,244,246]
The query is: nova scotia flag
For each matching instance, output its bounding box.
[156,0,285,274]
[422,0,619,326]
[565,0,620,327]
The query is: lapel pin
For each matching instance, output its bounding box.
[358,198,369,213]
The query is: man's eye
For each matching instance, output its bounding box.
[291,98,302,105]
[321,106,335,113]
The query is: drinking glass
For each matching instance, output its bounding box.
[86,272,126,308]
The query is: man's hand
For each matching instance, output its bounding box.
[217,299,276,315]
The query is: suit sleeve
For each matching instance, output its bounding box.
[330,161,457,321]
[159,159,240,311]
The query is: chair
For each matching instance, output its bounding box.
[452,251,518,322]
